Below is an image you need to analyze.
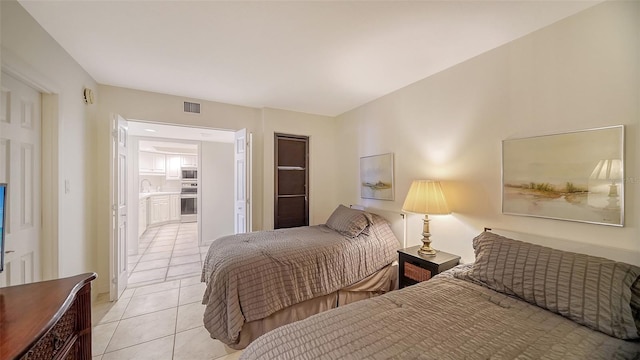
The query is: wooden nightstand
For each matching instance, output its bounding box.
[398,246,461,289]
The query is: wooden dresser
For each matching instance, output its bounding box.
[0,273,97,360]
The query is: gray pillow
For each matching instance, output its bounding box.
[465,231,640,340]
[632,278,640,334]
[325,205,371,238]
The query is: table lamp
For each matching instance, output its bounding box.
[402,180,450,256]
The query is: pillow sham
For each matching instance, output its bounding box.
[465,231,640,340]
[325,205,371,238]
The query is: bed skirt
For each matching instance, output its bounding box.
[228,263,397,350]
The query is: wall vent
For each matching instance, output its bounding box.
[184,101,201,114]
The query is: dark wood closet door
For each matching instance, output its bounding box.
[274,133,309,229]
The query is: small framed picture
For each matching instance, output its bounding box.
[360,153,394,201]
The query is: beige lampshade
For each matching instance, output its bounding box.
[590,159,622,181]
[402,180,450,215]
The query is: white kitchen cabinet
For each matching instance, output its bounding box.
[153,154,166,172]
[170,194,181,221]
[149,195,170,225]
[140,151,166,174]
[139,152,153,172]
[138,198,148,237]
[181,155,197,167]
[166,155,181,180]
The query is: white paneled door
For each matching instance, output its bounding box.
[110,114,129,300]
[234,129,251,234]
[0,72,41,287]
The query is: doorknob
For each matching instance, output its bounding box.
[5,250,15,254]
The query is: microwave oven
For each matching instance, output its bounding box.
[181,167,197,180]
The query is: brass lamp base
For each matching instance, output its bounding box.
[417,243,436,256]
[417,214,437,256]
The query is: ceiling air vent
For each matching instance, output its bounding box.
[184,101,201,114]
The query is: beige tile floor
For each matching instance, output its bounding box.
[127,223,210,287]
[92,224,242,359]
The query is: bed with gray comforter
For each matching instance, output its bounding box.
[240,231,640,359]
[201,205,400,348]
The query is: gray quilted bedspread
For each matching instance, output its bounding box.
[241,271,640,359]
[201,219,399,346]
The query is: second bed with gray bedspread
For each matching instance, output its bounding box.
[241,268,640,359]
[201,215,399,346]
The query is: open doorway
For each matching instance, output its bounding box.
[111,119,251,293]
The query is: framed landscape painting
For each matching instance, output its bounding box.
[360,153,394,201]
[502,126,624,226]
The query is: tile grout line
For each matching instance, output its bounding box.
[129,227,156,279]
[102,334,175,358]
[164,226,179,282]
[172,288,181,360]
[97,297,128,358]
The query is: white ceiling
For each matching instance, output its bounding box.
[129,121,235,143]
[19,0,599,117]
[138,140,198,154]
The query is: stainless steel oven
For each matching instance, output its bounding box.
[181,181,198,223]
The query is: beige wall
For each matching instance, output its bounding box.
[335,1,640,263]
[261,108,338,229]
[1,0,99,280]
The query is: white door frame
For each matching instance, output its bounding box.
[2,47,60,281]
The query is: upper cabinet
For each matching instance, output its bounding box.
[166,155,182,180]
[140,152,166,174]
[140,151,197,178]
[182,155,197,167]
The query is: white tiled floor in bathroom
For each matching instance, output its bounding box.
[91,223,242,359]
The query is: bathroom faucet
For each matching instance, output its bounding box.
[140,179,152,193]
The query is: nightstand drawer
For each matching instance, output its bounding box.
[404,262,432,282]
